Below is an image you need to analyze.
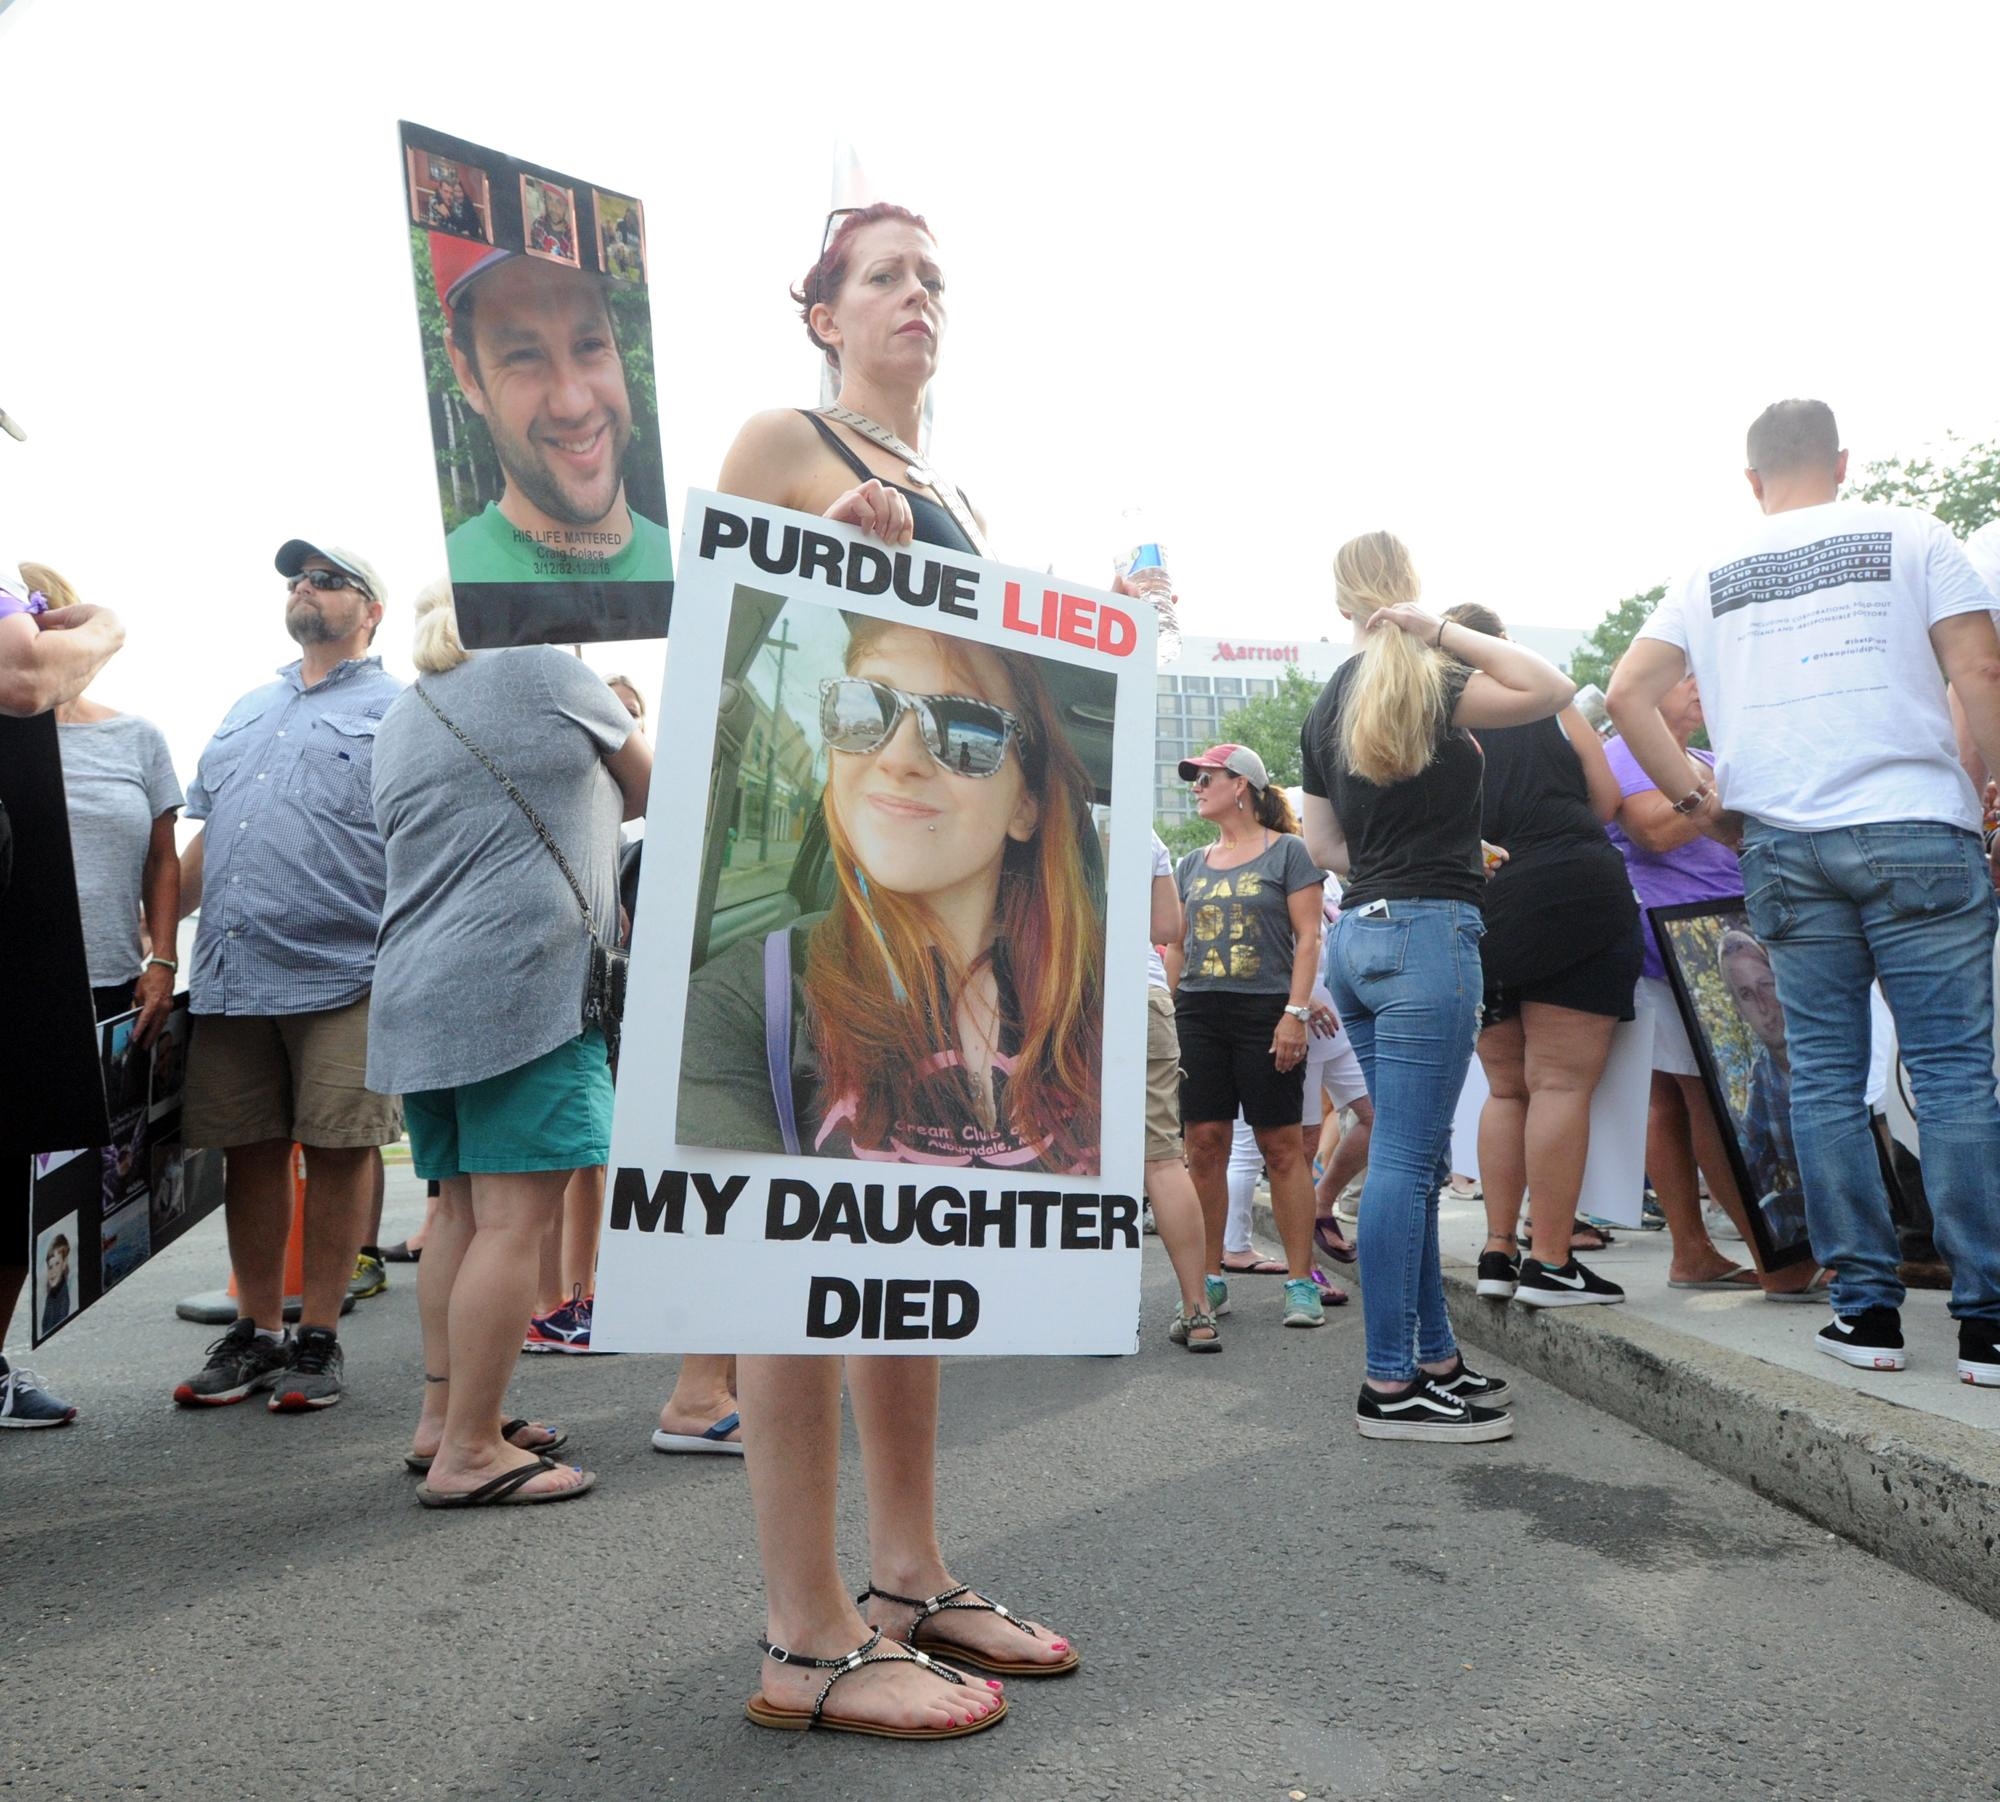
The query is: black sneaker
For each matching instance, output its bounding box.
[1815,1307,1905,1371]
[268,1326,344,1412]
[1355,1379,1514,1442]
[1515,1256,1625,1309]
[1959,1321,2000,1388]
[174,1319,293,1407]
[1476,1249,1520,1299]
[1425,1355,1510,1406]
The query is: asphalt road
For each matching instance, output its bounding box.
[6,1185,1998,1802]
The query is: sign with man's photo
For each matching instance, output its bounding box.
[26,996,224,1346]
[397,122,672,649]
[592,493,1154,1355]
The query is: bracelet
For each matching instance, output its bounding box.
[1670,785,1712,817]
[144,955,178,972]
[1433,619,1448,649]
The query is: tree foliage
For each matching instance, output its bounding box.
[1846,437,2000,539]
[1565,587,1665,694]
[1151,664,1327,856]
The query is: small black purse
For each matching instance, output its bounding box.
[413,683,625,1061]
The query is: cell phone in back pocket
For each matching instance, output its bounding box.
[1355,899,1390,919]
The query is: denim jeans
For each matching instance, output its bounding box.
[1741,819,2000,1324]
[1325,899,1485,1382]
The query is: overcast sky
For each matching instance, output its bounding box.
[5,0,1996,777]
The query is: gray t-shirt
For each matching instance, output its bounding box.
[366,646,631,1094]
[1175,832,1323,995]
[58,714,184,986]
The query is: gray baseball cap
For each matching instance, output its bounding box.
[1178,742,1269,788]
[275,540,385,606]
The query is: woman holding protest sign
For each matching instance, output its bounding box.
[1299,532,1571,1442]
[668,203,1100,1739]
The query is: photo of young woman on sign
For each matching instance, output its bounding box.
[677,600,1107,1175]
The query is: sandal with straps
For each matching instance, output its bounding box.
[858,1582,1081,1677]
[743,1625,1007,1738]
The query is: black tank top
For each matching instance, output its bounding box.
[799,411,978,555]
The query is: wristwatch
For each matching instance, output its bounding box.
[144,955,178,972]
[1283,1004,1311,1022]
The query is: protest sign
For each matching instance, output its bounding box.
[592,493,1153,1355]
[397,122,671,650]
[0,712,106,1155]
[27,996,223,1346]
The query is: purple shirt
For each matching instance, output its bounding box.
[1603,737,1744,981]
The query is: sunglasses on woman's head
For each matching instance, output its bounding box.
[820,677,1021,779]
[288,568,370,598]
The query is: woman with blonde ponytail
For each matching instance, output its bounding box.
[1298,531,1572,1444]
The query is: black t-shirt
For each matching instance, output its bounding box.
[1476,714,1636,984]
[1299,658,1485,910]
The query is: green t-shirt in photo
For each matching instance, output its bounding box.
[445,500,673,585]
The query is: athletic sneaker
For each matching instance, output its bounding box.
[174,1319,293,1407]
[1204,1275,1232,1319]
[525,1289,597,1354]
[268,1326,345,1411]
[0,1362,78,1428]
[1514,1256,1625,1309]
[1425,1355,1510,1406]
[1476,1249,1520,1299]
[1355,1379,1514,1442]
[348,1251,388,1301]
[1958,1321,2000,1388]
[1815,1308,1906,1371]
[1282,1277,1325,1329]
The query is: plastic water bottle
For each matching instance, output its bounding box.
[1117,514,1179,665]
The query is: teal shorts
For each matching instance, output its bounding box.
[404,1030,612,1180]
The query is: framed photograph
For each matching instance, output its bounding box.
[405,146,494,244]
[1650,900,1815,1272]
[520,174,580,267]
[33,1212,79,1341]
[594,189,646,284]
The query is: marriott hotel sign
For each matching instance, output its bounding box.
[1213,642,1299,663]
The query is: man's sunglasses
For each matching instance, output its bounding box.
[820,677,1022,779]
[288,568,371,599]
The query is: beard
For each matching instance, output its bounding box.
[285,596,350,646]
[487,406,633,531]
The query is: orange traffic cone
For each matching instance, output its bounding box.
[175,1147,328,1324]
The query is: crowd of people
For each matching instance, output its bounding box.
[5,192,2000,1744]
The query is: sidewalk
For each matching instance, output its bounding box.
[1255,1189,2000,1619]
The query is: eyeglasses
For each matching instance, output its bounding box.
[820,677,1022,779]
[288,568,371,600]
[821,207,864,256]
[1192,770,1233,789]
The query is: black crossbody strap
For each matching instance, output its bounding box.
[411,683,600,938]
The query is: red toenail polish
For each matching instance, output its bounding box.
[1051,1640,1069,1652]
[986,1679,1003,1689]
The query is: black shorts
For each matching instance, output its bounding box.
[1482,914,1643,1028]
[1174,989,1307,1129]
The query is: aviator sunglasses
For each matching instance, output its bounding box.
[819,676,1023,779]
[288,567,372,599]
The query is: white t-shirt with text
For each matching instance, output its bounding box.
[1639,499,1989,832]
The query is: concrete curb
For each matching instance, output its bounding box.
[1257,1200,2000,1619]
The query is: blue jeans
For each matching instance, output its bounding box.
[1325,899,1485,1382]
[1741,820,2000,1324]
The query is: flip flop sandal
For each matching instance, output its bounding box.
[1668,1266,1761,1289]
[1220,1255,1288,1276]
[1310,1266,1349,1305]
[404,1419,568,1473]
[416,1454,596,1508]
[381,1241,422,1263]
[744,1626,1006,1737]
[651,1410,745,1455]
[1763,1269,1835,1303]
[1314,1217,1358,1263]
[858,1582,1081,1677]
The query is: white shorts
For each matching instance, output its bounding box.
[1636,975,1699,1077]
[1304,1031,1368,1125]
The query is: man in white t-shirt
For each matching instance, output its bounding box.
[1608,399,2000,1389]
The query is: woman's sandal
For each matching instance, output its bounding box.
[1313,1216,1358,1263]
[415,1454,596,1508]
[743,1626,1007,1738]
[1169,1308,1222,1352]
[858,1582,1080,1677]
[404,1419,567,1474]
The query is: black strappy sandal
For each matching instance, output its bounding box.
[743,1626,1007,1737]
[858,1582,1080,1677]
